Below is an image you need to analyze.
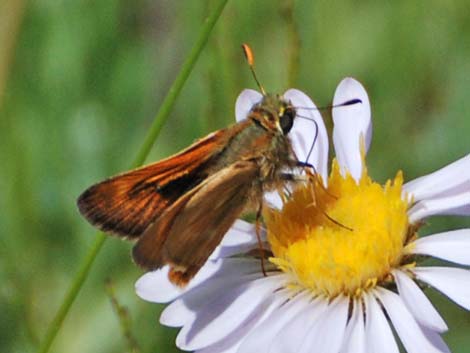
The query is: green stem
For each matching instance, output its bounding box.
[37,1,229,353]
[280,0,300,87]
[105,279,141,353]
[132,0,229,168]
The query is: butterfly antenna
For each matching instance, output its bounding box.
[306,119,319,163]
[296,97,363,168]
[296,98,363,111]
[242,43,266,95]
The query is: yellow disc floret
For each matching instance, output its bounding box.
[265,160,411,298]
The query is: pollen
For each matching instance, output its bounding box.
[265,160,412,298]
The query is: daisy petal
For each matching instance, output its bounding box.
[408,191,470,223]
[160,298,194,328]
[284,89,329,181]
[210,220,266,260]
[235,89,263,122]
[408,229,470,265]
[135,267,179,303]
[160,261,262,328]
[195,289,289,353]
[160,273,261,328]
[194,342,239,353]
[264,190,286,209]
[217,220,256,246]
[298,296,349,353]
[404,154,470,202]
[196,343,239,353]
[270,297,329,353]
[420,326,451,353]
[393,270,448,332]
[135,259,223,303]
[364,292,399,353]
[413,266,470,310]
[176,275,286,351]
[238,291,311,353]
[340,298,365,353]
[332,78,371,182]
[375,288,445,353]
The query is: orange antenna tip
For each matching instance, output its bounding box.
[241,43,266,95]
[242,43,255,66]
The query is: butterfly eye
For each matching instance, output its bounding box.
[280,108,295,134]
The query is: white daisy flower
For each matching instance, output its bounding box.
[136,78,470,353]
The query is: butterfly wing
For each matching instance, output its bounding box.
[77,128,235,237]
[132,160,260,286]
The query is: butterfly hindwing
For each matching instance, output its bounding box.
[132,160,260,285]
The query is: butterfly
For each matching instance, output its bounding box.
[77,44,359,286]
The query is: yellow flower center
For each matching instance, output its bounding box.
[265,160,412,297]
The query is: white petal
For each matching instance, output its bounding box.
[375,287,445,353]
[196,343,239,353]
[238,290,311,353]
[332,78,371,182]
[135,267,178,303]
[393,270,447,332]
[235,89,263,122]
[408,191,470,223]
[159,259,262,327]
[160,272,262,328]
[364,292,399,353]
[195,289,289,353]
[195,329,244,353]
[298,295,349,353]
[135,259,224,303]
[408,229,470,265]
[263,190,284,209]
[195,335,241,353]
[413,266,470,310]
[270,296,329,353]
[218,219,256,246]
[209,220,266,260]
[160,298,194,328]
[176,275,286,350]
[403,154,470,202]
[340,298,365,353]
[284,89,329,182]
[420,326,451,353]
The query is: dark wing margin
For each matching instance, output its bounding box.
[132,160,260,286]
[76,129,231,237]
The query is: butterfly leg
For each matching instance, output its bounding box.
[280,171,352,231]
[255,202,268,277]
[293,160,338,200]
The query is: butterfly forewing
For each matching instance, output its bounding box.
[77,128,234,237]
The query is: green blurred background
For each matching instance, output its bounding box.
[1,1,469,352]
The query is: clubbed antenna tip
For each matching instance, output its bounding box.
[241,43,266,95]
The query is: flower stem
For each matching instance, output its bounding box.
[105,279,141,353]
[36,1,229,353]
[280,0,300,87]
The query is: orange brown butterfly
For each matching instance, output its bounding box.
[77,44,359,286]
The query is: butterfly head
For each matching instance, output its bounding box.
[249,93,296,135]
